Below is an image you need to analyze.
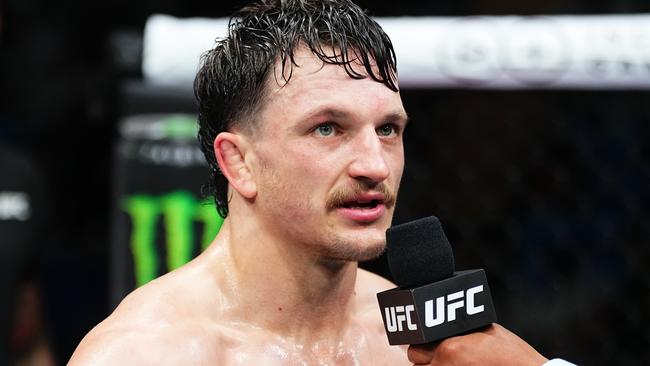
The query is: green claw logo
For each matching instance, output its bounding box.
[121,190,223,286]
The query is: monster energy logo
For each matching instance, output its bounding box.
[121,190,223,287]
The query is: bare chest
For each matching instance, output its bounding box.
[209,327,406,365]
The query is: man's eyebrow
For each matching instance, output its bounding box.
[303,107,409,124]
[386,111,410,125]
[303,107,351,121]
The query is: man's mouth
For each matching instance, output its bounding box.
[325,183,396,216]
[340,198,383,209]
[334,193,389,223]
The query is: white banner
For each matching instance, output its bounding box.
[142,15,229,89]
[143,14,650,90]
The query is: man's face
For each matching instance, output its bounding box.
[247,47,407,262]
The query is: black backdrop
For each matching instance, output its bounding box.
[2,0,650,364]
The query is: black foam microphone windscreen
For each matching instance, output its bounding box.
[377,216,497,345]
[386,216,454,288]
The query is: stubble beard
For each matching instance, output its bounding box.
[255,156,396,263]
[315,233,387,262]
[318,180,396,262]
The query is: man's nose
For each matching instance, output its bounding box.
[347,130,390,183]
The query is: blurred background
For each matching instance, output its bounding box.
[1,0,650,365]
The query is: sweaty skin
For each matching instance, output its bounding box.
[69,240,407,365]
[69,48,410,365]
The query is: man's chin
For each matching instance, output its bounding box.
[355,245,386,262]
[318,238,386,263]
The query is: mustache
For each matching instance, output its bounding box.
[326,181,397,210]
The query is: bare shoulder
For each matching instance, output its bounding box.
[354,268,395,326]
[356,268,396,296]
[354,269,409,364]
[68,322,156,365]
[69,266,222,365]
[69,319,221,365]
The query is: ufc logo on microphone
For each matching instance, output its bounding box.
[384,305,418,332]
[425,285,485,327]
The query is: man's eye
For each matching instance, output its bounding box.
[315,123,336,137]
[377,124,396,136]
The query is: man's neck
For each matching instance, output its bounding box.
[203,215,361,343]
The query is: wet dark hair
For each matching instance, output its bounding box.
[194,0,398,218]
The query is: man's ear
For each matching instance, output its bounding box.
[214,132,257,199]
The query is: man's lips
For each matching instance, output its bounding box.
[326,181,396,211]
[335,192,388,223]
[336,204,387,223]
[338,192,386,208]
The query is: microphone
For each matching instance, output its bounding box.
[376,216,497,345]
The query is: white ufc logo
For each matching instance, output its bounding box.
[425,285,485,327]
[385,305,418,332]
